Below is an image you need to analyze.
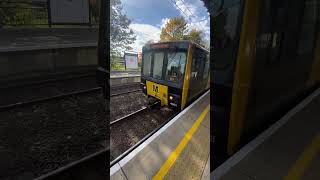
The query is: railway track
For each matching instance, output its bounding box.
[110,89,141,97]
[0,72,96,90]
[0,87,102,111]
[34,147,109,180]
[110,107,178,167]
[110,101,159,125]
[110,82,141,97]
[110,102,177,164]
[0,72,99,107]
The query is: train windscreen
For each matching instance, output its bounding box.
[153,52,165,79]
[143,52,152,76]
[165,52,186,83]
[142,49,187,84]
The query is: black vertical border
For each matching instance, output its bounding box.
[97,0,110,172]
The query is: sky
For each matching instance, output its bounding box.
[121,0,210,52]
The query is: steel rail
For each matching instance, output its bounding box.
[0,87,102,111]
[110,101,159,125]
[34,147,109,180]
[110,110,178,167]
[110,89,141,97]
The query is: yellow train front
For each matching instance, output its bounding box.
[140,41,210,110]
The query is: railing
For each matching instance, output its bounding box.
[0,1,99,27]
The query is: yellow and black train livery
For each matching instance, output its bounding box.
[211,0,320,169]
[140,41,210,110]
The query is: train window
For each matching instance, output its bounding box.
[213,0,241,16]
[213,3,241,70]
[166,52,186,83]
[203,54,210,79]
[297,0,318,55]
[143,52,152,76]
[191,48,206,79]
[191,53,199,76]
[152,52,164,79]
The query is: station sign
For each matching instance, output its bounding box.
[124,53,138,70]
[49,0,90,24]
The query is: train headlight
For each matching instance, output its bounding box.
[143,86,146,89]
[169,96,173,100]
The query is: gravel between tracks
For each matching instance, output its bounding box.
[110,91,147,121]
[110,107,175,162]
[0,90,107,179]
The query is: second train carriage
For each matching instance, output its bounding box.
[140,41,210,110]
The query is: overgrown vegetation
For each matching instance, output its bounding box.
[0,1,47,27]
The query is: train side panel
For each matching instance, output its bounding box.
[185,45,210,107]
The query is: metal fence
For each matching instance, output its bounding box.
[0,1,99,27]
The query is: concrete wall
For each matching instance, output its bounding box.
[110,76,141,86]
[0,46,97,84]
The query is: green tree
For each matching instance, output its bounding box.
[185,29,203,45]
[160,16,205,46]
[110,53,124,70]
[110,0,136,55]
[160,17,188,42]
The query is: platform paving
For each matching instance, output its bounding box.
[213,88,320,180]
[111,91,210,180]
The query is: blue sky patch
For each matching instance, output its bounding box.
[120,0,210,52]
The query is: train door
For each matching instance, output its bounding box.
[211,0,244,169]
[212,0,319,171]
[244,0,316,143]
[203,53,210,88]
[188,46,206,101]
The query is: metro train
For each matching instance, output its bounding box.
[140,41,210,110]
[212,0,320,169]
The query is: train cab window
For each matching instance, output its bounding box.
[191,54,200,78]
[203,54,210,79]
[191,48,206,79]
[297,0,318,55]
[213,1,241,70]
[143,52,152,76]
[165,52,186,83]
[152,52,164,79]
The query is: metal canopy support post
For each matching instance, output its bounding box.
[88,0,92,27]
[47,0,52,27]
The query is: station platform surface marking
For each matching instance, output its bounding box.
[111,90,210,180]
[212,88,320,180]
[161,110,210,180]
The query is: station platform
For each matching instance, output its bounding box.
[0,28,98,52]
[110,90,210,180]
[110,71,141,86]
[213,88,320,180]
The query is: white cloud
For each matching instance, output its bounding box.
[172,0,210,41]
[127,0,210,53]
[129,23,161,52]
[160,18,170,29]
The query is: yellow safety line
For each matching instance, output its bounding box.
[283,133,320,180]
[152,105,210,180]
